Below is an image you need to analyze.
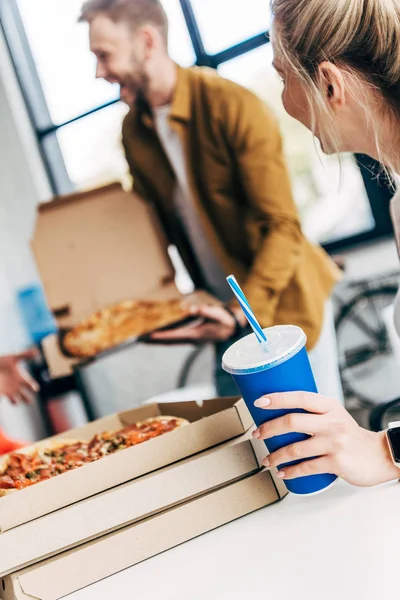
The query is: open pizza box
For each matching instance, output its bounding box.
[0,397,253,533]
[32,182,218,376]
[0,469,286,600]
[0,437,286,577]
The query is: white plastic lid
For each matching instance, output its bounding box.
[222,325,307,375]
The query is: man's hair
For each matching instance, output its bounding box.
[79,0,169,44]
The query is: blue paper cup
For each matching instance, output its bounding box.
[222,325,337,495]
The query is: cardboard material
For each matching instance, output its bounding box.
[32,183,219,373]
[32,183,176,328]
[0,397,252,532]
[1,469,285,600]
[0,438,266,577]
[41,333,78,377]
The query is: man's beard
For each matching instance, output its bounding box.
[120,70,148,107]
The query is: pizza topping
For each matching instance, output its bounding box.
[0,416,188,492]
[0,475,16,489]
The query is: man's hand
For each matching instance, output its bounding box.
[151,305,242,343]
[0,350,39,405]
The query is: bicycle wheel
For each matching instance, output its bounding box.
[335,285,399,405]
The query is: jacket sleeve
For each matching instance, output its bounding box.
[223,88,305,326]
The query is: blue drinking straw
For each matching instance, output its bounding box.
[226,275,268,344]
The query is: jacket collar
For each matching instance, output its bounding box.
[169,65,191,123]
[137,65,192,128]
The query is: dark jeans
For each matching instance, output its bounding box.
[214,328,250,397]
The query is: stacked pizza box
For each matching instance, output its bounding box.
[5,184,288,598]
[0,397,287,600]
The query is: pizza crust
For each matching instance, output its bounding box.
[36,438,85,453]
[0,488,18,497]
[0,444,39,480]
[135,416,190,428]
[62,299,192,358]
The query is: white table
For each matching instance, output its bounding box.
[68,479,399,600]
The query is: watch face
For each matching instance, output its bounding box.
[388,427,400,463]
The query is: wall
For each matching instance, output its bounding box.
[0,28,51,440]
[0,28,51,353]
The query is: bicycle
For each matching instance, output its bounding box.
[334,266,400,406]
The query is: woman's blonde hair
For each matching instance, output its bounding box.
[271,0,400,170]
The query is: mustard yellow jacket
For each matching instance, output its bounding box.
[122,66,340,349]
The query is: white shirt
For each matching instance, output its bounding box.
[153,105,231,302]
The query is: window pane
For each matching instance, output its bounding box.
[17,0,118,125]
[56,103,130,190]
[162,0,196,66]
[17,0,195,125]
[219,45,375,245]
[190,0,270,54]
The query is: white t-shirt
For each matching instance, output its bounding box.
[153,105,231,302]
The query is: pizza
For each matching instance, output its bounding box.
[0,416,189,495]
[62,298,192,358]
[0,439,88,495]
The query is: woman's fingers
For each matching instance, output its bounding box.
[253,412,328,440]
[20,371,39,393]
[274,456,333,480]
[19,387,35,405]
[8,394,21,405]
[254,391,336,415]
[264,437,332,469]
[13,349,38,362]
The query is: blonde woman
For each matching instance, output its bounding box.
[253,0,400,487]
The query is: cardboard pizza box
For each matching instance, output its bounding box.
[0,397,253,533]
[31,182,218,374]
[0,437,272,577]
[0,469,286,600]
[41,287,217,378]
[32,182,177,330]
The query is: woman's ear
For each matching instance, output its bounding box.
[318,61,346,110]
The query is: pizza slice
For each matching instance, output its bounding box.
[86,416,189,458]
[0,416,189,494]
[62,298,193,358]
[0,439,86,496]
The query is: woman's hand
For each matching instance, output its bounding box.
[0,351,39,404]
[252,392,399,487]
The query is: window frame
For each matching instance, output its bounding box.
[0,0,394,252]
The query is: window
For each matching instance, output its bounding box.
[162,0,196,66]
[6,0,195,192]
[16,0,194,124]
[57,102,130,190]
[1,0,393,249]
[17,0,118,125]
[219,45,376,245]
[190,0,270,54]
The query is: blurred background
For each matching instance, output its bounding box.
[0,0,398,441]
